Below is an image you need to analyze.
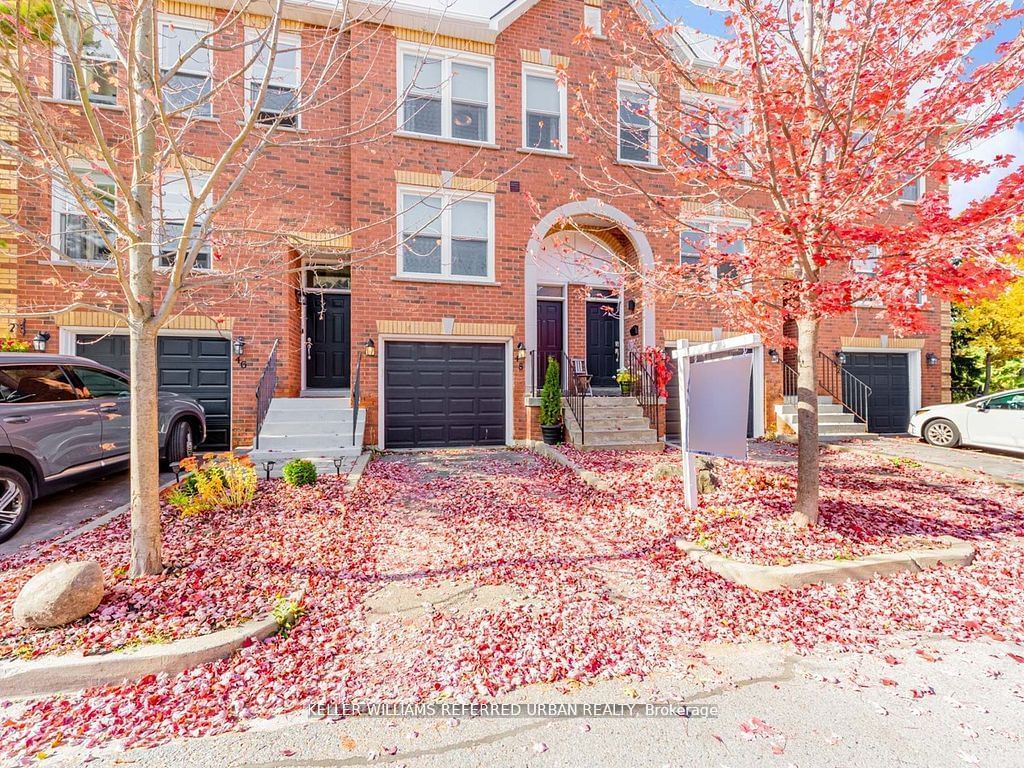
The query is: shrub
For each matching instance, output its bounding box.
[539,357,562,426]
[272,595,305,637]
[168,453,257,517]
[282,458,317,486]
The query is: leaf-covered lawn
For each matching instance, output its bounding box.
[1,447,1022,761]
[561,442,1024,565]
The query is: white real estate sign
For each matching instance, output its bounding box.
[676,336,757,508]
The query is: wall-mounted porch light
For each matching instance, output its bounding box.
[767,348,780,364]
[32,331,50,352]
[233,336,248,368]
[516,342,527,371]
[364,338,376,358]
[835,350,847,365]
[926,352,939,366]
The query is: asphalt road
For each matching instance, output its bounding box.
[0,468,175,558]
[838,435,1024,486]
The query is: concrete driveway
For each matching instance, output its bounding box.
[836,435,1024,486]
[0,469,175,558]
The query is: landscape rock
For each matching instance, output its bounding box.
[12,561,104,629]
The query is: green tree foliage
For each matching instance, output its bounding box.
[539,357,562,426]
[953,272,1024,399]
[0,0,54,43]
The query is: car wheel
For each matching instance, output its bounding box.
[0,467,32,545]
[165,420,195,466]
[923,418,960,448]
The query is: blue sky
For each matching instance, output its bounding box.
[656,0,1024,211]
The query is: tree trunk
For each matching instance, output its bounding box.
[983,351,992,395]
[128,323,163,576]
[792,316,820,526]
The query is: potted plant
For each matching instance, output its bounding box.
[539,356,563,445]
[615,368,635,395]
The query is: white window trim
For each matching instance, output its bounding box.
[679,216,751,290]
[616,80,658,166]
[396,185,495,284]
[158,14,214,117]
[50,164,116,265]
[898,173,925,205]
[154,172,214,272]
[52,10,118,104]
[396,42,495,145]
[244,28,301,127]
[521,62,568,155]
[584,4,604,39]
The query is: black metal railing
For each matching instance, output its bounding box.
[254,338,279,450]
[351,350,364,447]
[627,349,660,436]
[563,351,586,444]
[529,350,537,396]
[782,352,872,426]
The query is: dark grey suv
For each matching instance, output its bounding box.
[0,354,206,543]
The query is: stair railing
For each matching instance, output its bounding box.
[563,351,586,445]
[254,338,279,450]
[781,353,872,427]
[627,349,660,436]
[351,350,364,447]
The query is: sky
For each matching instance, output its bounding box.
[656,0,1024,213]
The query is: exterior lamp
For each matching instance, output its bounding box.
[835,350,847,365]
[32,331,50,352]
[926,352,939,366]
[516,342,526,370]
[262,460,275,481]
[233,336,247,368]
[333,457,344,476]
[767,348,780,364]
[364,338,376,357]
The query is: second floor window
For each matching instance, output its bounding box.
[900,175,923,203]
[618,85,656,164]
[247,30,301,127]
[679,220,749,286]
[523,69,566,152]
[400,48,493,144]
[157,175,212,270]
[53,169,116,262]
[398,190,493,281]
[159,19,213,117]
[56,11,118,105]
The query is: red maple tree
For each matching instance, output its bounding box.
[575,0,1024,523]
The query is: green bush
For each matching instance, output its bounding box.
[282,458,317,486]
[539,357,562,426]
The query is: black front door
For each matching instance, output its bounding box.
[305,293,350,389]
[536,300,563,387]
[586,301,619,387]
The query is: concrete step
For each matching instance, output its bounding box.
[572,416,653,431]
[265,397,351,413]
[257,433,361,451]
[249,454,359,477]
[568,426,659,443]
[818,421,868,435]
[251,446,362,462]
[260,415,365,433]
[776,403,845,416]
[776,411,858,426]
[783,395,835,405]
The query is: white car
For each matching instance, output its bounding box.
[909,388,1024,454]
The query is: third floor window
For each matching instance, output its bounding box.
[399,47,494,144]
[523,67,567,153]
[55,10,117,106]
[159,17,213,117]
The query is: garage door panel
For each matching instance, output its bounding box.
[384,341,506,449]
[843,352,910,434]
[76,333,231,450]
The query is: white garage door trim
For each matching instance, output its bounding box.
[840,346,922,419]
[376,334,514,450]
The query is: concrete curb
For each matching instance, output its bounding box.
[524,441,611,491]
[675,536,976,591]
[0,590,302,700]
[47,479,178,548]
[346,451,373,492]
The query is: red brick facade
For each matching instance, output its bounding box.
[8,0,947,450]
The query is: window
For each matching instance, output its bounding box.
[55,11,117,105]
[679,220,748,286]
[680,95,749,174]
[157,174,212,270]
[398,190,493,281]
[159,18,212,116]
[72,367,129,397]
[852,245,880,275]
[618,85,656,164]
[305,264,351,291]
[679,225,709,265]
[985,392,1024,411]
[53,169,116,262]
[900,175,923,203]
[523,68,566,152]
[399,48,493,143]
[0,366,80,403]
[247,30,300,127]
[681,100,710,163]
[584,4,602,36]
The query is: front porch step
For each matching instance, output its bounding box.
[775,395,875,440]
[299,389,351,399]
[563,396,663,452]
[250,446,362,462]
[255,396,366,458]
[776,402,846,416]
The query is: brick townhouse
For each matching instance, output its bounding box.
[4,0,950,457]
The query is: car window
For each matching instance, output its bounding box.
[985,393,1024,411]
[72,366,129,398]
[0,366,80,403]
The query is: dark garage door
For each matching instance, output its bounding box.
[842,352,910,434]
[384,341,506,449]
[75,334,232,449]
[665,348,755,443]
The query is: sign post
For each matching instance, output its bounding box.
[676,339,699,509]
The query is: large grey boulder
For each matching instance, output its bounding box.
[13,560,104,629]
